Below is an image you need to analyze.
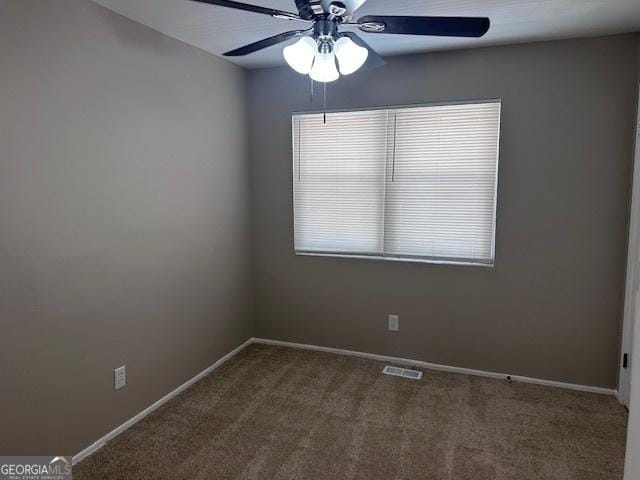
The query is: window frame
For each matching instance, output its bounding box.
[291,99,502,268]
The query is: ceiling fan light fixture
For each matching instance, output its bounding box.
[283,36,317,74]
[334,36,369,75]
[201,0,491,83]
[309,46,339,83]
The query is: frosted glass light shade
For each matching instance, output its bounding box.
[334,37,368,75]
[283,37,317,74]
[309,50,339,83]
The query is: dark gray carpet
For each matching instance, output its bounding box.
[75,343,627,479]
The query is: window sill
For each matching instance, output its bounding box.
[295,251,494,268]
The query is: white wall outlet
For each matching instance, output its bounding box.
[114,365,126,390]
[388,314,399,332]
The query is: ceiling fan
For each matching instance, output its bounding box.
[190,0,490,82]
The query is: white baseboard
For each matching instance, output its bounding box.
[72,338,253,465]
[72,336,617,466]
[616,389,629,407]
[252,338,617,396]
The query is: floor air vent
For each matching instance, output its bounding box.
[382,365,423,380]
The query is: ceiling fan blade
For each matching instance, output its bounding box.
[340,32,386,70]
[356,15,490,37]
[190,0,302,20]
[223,30,306,56]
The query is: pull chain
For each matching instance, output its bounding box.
[323,81,327,124]
[310,77,314,105]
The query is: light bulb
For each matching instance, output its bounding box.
[283,37,317,75]
[309,47,339,83]
[334,36,368,75]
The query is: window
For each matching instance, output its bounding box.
[292,100,501,266]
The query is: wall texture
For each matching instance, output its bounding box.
[248,34,640,389]
[0,0,251,455]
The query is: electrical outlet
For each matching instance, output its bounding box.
[388,314,399,332]
[114,365,126,390]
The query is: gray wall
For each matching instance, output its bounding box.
[248,34,640,389]
[0,0,251,455]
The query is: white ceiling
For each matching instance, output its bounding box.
[92,0,640,69]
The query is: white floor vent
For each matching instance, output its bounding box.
[382,365,423,380]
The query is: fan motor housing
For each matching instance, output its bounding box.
[314,19,338,39]
[295,0,324,20]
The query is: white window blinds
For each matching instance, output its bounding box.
[292,101,501,265]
